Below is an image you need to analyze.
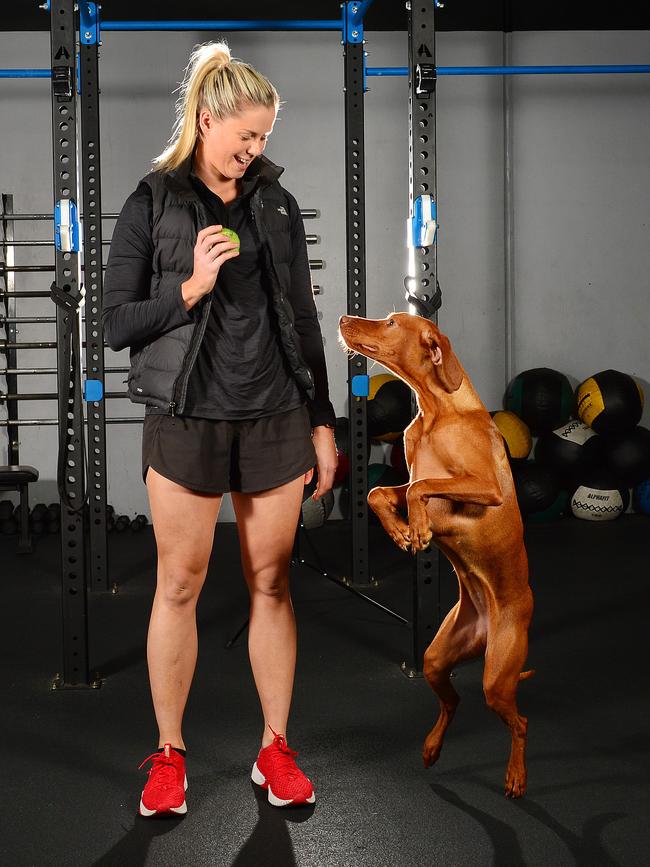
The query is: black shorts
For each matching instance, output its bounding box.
[142,405,316,494]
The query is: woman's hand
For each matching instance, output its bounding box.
[309,426,338,500]
[181,225,240,310]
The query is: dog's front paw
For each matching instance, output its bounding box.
[409,512,433,552]
[383,519,411,551]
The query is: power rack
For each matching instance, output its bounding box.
[0,1,450,686]
[9,2,647,684]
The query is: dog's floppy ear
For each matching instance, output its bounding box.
[421,327,463,393]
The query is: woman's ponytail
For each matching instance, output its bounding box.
[153,42,279,173]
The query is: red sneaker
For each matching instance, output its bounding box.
[138,743,187,817]
[251,731,316,807]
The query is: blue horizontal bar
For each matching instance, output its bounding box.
[367,67,408,76]
[367,64,650,77]
[102,19,342,32]
[0,69,51,79]
[441,64,650,75]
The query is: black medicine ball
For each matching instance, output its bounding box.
[602,425,650,488]
[534,419,604,485]
[505,368,574,435]
[512,462,562,517]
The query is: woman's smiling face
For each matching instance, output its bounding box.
[196,104,277,183]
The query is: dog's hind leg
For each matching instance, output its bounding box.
[482,594,533,798]
[422,587,486,768]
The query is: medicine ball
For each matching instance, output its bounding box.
[511,462,565,520]
[340,462,406,522]
[633,479,650,515]
[505,368,574,435]
[366,374,412,442]
[534,419,603,485]
[370,462,408,489]
[602,425,650,488]
[390,438,409,478]
[491,411,532,461]
[301,478,334,530]
[570,472,629,521]
[576,370,644,434]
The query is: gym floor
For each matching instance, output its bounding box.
[2,515,648,867]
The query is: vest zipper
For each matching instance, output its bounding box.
[170,292,212,415]
[251,193,315,392]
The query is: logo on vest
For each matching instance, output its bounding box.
[277,206,288,216]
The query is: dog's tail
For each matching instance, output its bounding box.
[518,669,535,681]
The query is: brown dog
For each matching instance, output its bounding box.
[339,312,534,798]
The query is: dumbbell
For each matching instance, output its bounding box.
[31,503,48,522]
[0,500,15,520]
[46,504,60,534]
[28,503,47,536]
[114,515,130,532]
[130,514,148,532]
[1,517,18,535]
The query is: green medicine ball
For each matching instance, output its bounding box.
[505,368,574,435]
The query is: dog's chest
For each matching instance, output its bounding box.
[405,424,457,482]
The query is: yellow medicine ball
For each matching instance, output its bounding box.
[491,410,532,461]
[577,369,644,435]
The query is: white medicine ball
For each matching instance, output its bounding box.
[570,484,629,521]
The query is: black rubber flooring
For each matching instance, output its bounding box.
[1,515,649,867]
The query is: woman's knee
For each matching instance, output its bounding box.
[248,567,290,602]
[156,565,206,608]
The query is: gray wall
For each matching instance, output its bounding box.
[1,29,649,519]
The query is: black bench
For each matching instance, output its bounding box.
[0,465,39,553]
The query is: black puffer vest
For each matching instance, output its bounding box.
[127,154,315,415]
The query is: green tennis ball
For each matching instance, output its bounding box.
[221,228,240,247]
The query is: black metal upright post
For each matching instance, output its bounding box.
[402,0,445,677]
[343,3,370,585]
[50,0,94,688]
[79,3,109,592]
[1,195,20,466]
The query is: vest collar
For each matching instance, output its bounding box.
[164,152,284,200]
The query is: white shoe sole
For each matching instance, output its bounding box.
[251,761,316,807]
[139,774,188,817]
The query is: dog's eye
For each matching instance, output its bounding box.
[387,318,395,327]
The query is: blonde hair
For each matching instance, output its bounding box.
[153,42,280,173]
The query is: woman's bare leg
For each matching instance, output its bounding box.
[146,467,222,748]
[231,476,305,748]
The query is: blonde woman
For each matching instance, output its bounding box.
[103,42,337,814]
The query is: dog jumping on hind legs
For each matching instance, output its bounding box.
[338,312,534,798]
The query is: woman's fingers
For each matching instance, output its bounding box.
[207,241,240,262]
[197,224,223,242]
[312,456,337,499]
[314,465,336,499]
[188,226,239,299]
